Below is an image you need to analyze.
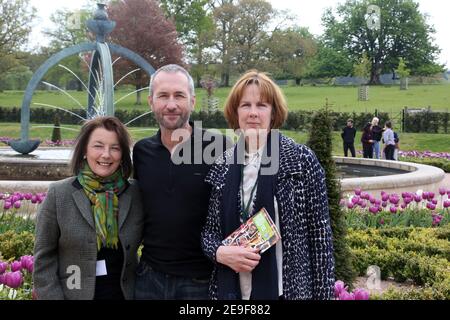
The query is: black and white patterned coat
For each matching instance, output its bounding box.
[201,134,335,300]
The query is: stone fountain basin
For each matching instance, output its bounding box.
[0,148,446,195]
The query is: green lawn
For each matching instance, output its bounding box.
[1,122,449,155]
[1,83,449,114]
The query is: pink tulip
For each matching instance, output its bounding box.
[13,201,21,209]
[390,206,398,214]
[429,192,435,199]
[24,193,33,200]
[414,194,422,203]
[20,255,34,273]
[10,261,22,272]
[401,203,407,209]
[404,197,413,204]
[334,280,347,297]
[31,195,38,204]
[431,199,438,205]
[369,206,378,214]
[339,291,355,300]
[439,187,446,196]
[0,262,8,274]
[444,200,450,208]
[375,199,381,206]
[351,196,360,204]
[5,271,23,289]
[347,202,354,209]
[3,201,12,210]
[353,288,370,300]
[354,188,362,196]
[422,192,429,200]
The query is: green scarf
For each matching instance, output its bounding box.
[77,161,127,250]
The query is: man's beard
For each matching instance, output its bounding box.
[155,109,191,130]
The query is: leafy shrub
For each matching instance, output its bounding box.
[0,231,34,260]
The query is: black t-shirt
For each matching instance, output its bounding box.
[133,124,228,278]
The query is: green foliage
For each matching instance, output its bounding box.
[345,208,450,229]
[353,52,371,79]
[51,113,62,143]
[307,106,357,286]
[0,231,35,261]
[322,0,442,84]
[401,158,450,173]
[396,57,410,78]
[307,44,353,78]
[347,226,450,299]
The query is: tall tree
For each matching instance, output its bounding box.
[307,106,357,288]
[322,0,443,84]
[108,0,184,105]
[160,0,215,86]
[212,0,238,87]
[43,8,92,91]
[263,27,317,84]
[0,0,36,90]
[232,0,273,73]
[307,43,353,79]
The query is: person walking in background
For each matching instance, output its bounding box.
[393,131,400,161]
[383,121,396,160]
[341,119,356,157]
[361,122,374,159]
[370,117,382,159]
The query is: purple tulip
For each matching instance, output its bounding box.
[380,218,385,225]
[422,192,429,200]
[347,202,354,209]
[389,196,400,205]
[375,199,381,206]
[404,197,413,205]
[431,199,438,205]
[20,255,34,273]
[10,261,22,272]
[13,201,21,209]
[401,203,407,209]
[378,206,383,212]
[5,271,23,289]
[354,188,362,196]
[3,201,12,210]
[414,194,422,203]
[360,202,367,209]
[390,206,398,214]
[353,288,370,300]
[447,190,450,196]
[339,291,355,300]
[24,193,33,200]
[426,202,436,211]
[369,196,376,204]
[444,200,450,209]
[0,262,8,274]
[334,280,347,297]
[31,195,38,204]
[369,206,379,214]
[382,201,388,208]
[439,187,446,196]
[351,196,360,204]
[381,194,389,202]
[429,192,435,199]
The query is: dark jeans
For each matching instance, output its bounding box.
[134,260,210,300]
[343,142,356,157]
[363,145,373,158]
[384,144,395,160]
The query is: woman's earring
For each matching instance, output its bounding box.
[83,155,86,160]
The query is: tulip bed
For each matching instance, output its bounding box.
[343,187,450,299]
[347,226,450,299]
[0,192,44,300]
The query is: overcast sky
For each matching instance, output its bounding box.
[28,0,449,68]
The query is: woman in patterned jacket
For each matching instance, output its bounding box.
[201,70,335,300]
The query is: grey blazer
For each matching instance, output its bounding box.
[33,176,144,300]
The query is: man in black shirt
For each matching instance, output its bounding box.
[133,64,228,300]
[341,119,356,157]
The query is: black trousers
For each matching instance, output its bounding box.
[363,145,373,158]
[343,142,356,157]
[384,144,395,160]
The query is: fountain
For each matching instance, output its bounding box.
[7,3,155,155]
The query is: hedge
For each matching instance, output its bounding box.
[2,106,449,133]
[347,227,450,299]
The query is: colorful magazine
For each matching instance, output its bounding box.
[222,207,281,253]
